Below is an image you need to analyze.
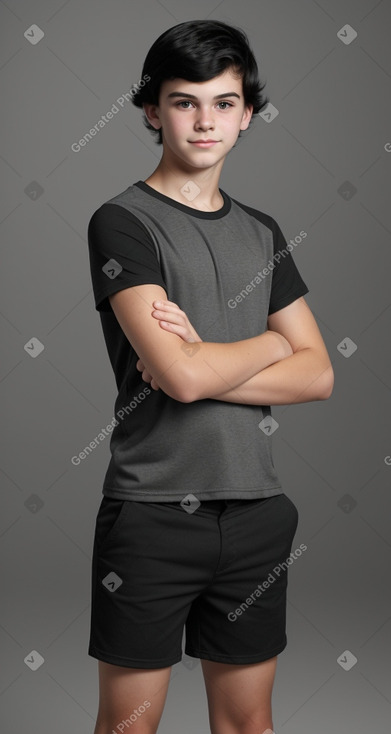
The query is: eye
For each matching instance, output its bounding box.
[175,101,234,109]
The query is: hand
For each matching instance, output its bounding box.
[151,299,203,342]
[135,360,160,391]
[136,299,203,389]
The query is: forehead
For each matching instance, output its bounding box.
[160,67,243,98]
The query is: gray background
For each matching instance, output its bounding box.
[1,0,390,732]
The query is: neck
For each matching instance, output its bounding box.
[144,154,225,211]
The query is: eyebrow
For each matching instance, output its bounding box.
[167,91,241,100]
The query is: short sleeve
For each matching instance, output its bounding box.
[268,218,309,315]
[87,203,167,312]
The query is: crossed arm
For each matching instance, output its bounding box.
[109,284,334,405]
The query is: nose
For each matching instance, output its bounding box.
[195,105,215,131]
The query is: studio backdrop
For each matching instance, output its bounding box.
[1,1,390,733]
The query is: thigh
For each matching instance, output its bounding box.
[88,498,221,668]
[201,657,277,734]
[185,493,299,665]
[94,659,171,733]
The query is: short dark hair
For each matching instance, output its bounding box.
[131,19,269,145]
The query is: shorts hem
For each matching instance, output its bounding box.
[88,646,182,669]
[184,639,287,665]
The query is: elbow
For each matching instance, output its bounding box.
[168,383,196,403]
[160,381,194,403]
[317,364,335,400]
[158,362,199,403]
[174,371,200,403]
[174,388,197,403]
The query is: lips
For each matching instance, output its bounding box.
[190,140,220,147]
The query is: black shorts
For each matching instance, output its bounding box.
[88,493,299,669]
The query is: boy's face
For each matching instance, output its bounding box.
[143,67,253,168]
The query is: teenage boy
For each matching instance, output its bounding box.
[87,19,334,734]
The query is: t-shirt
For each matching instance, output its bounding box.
[87,180,309,502]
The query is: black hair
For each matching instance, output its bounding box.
[131,19,269,145]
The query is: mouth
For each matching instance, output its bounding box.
[189,140,220,147]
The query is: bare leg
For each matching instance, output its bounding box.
[201,656,277,734]
[93,660,172,734]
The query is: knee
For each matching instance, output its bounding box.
[94,716,157,734]
[211,722,274,734]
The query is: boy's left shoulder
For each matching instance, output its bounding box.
[226,191,278,231]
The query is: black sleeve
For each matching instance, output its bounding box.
[87,203,167,312]
[268,218,309,315]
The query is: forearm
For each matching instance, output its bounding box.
[211,348,334,405]
[164,330,290,402]
[144,295,333,405]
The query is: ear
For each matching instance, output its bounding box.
[142,103,162,130]
[240,103,253,131]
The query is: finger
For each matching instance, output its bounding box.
[152,310,185,327]
[141,368,154,383]
[153,299,180,309]
[159,321,198,343]
[153,301,185,316]
[158,320,188,338]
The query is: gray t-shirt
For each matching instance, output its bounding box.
[87,180,309,502]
